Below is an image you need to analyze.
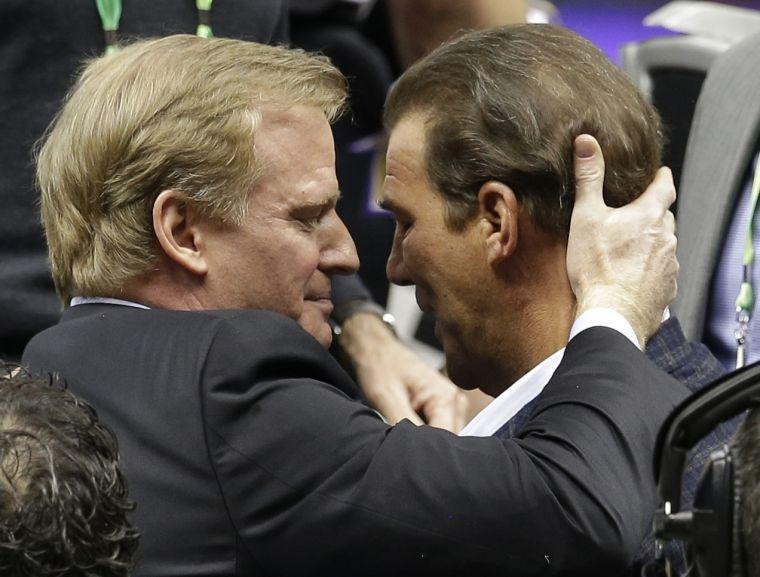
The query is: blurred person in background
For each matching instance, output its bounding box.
[0,363,139,577]
[674,32,760,373]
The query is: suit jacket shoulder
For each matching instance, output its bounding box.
[23,305,355,576]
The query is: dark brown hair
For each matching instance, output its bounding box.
[384,24,663,235]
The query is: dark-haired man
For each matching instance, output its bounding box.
[380,23,727,572]
[0,363,139,576]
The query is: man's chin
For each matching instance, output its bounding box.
[443,342,482,391]
[445,359,479,391]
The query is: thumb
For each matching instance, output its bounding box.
[573,134,606,211]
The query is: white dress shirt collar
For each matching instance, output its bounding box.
[459,307,641,437]
[69,296,150,309]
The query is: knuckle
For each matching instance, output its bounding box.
[577,166,604,183]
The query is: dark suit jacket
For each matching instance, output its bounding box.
[496,317,736,575]
[24,304,688,576]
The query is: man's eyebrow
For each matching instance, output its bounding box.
[298,190,342,209]
[376,195,398,212]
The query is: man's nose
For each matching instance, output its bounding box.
[386,228,412,286]
[322,213,360,275]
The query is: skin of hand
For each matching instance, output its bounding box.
[338,312,468,432]
[567,134,678,347]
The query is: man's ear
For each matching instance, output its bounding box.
[477,180,520,267]
[153,190,209,276]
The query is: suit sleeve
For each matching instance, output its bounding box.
[331,272,374,308]
[200,312,688,577]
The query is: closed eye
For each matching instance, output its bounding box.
[296,211,328,230]
[378,196,413,233]
[395,217,412,239]
[293,194,340,229]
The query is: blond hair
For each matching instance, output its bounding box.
[37,35,347,302]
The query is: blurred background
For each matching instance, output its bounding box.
[556,0,760,61]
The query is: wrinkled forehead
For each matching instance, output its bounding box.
[250,105,340,206]
[385,113,432,178]
[379,113,442,216]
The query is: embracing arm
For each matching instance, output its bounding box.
[201,311,686,577]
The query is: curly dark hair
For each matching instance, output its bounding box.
[0,363,139,576]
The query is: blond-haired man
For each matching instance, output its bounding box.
[25,35,684,576]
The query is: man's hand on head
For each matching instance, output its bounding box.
[567,134,678,347]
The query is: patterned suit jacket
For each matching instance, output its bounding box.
[495,317,739,575]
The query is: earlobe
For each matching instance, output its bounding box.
[153,190,209,276]
[478,181,519,267]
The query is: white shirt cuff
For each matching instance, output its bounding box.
[569,308,641,350]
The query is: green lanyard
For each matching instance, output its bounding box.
[95,0,214,53]
[95,0,121,54]
[196,0,214,38]
[734,151,760,368]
